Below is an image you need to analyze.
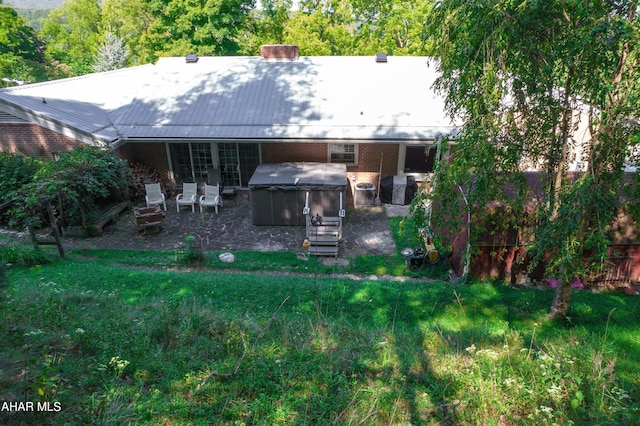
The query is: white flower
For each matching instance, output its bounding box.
[539,405,554,414]
[504,377,517,387]
[75,328,85,334]
[465,344,476,354]
[548,384,563,397]
[476,349,499,360]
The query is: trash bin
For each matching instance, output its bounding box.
[353,182,376,206]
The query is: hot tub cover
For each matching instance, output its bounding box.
[248,162,347,191]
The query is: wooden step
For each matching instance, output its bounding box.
[307,225,340,231]
[320,216,341,223]
[308,217,340,226]
[308,235,339,245]
[308,227,339,235]
[308,245,339,256]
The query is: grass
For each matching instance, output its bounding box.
[1,251,639,424]
[0,219,639,424]
[63,215,448,280]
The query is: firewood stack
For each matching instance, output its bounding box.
[127,162,173,201]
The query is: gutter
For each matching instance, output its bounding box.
[0,100,115,148]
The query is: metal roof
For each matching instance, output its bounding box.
[0,56,458,145]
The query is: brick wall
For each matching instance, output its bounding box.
[261,142,329,163]
[116,141,402,197]
[262,141,399,190]
[0,124,84,160]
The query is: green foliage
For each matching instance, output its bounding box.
[40,0,102,75]
[6,0,442,76]
[0,2,42,84]
[351,0,434,55]
[0,152,42,200]
[178,235,205,266]
[137,0,256,62]
[1,258,638,424]
[99,0,149,65]
[426,0,640,316]
[12,8,50,32]
[0,3,40,59]
[9,146,130,229]
[0,239,54,265]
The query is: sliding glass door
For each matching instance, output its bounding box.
[169,141,260,187]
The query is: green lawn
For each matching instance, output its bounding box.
[1,245,639,424]
[0,216,638,424]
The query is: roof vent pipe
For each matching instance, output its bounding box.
[185,54,199,63]
[375,53,388,63]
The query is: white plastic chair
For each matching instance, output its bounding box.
[145,183,166,210]
[176,182,198,212]
[199,184,223,213]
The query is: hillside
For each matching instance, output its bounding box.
[4,0,63,9]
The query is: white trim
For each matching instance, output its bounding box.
[328,143,358,166]
[397,142,455,181]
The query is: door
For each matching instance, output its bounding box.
[169,142,260,187]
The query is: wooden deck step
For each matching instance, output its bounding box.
[319,216,341,223]
[308,245,339,256]
[308,228,339,236]
[308,235,339,245]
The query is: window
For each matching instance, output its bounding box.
[329,144,357,165]
[404,145,438,173]
[399,143,454,179]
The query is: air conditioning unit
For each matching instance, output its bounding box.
[353,182,376,206]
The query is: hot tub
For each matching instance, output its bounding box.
[248,162,347,226]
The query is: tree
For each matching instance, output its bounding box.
[93,32,130,72]
[351,0,433,55]
[238,0,294,55]
[257,0,293,44]
[100,0,150,65]
[137,0,256,62]
[40,0,102,75]
[0,1,41,85]
[282,0,357,55]
[427,0,639,318]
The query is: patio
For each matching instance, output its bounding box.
[62,193,408,258]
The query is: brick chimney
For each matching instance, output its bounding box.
[260,44,299,60]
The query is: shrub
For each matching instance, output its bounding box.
[0,240,54,266]
[8,146,130,229]
[0,152,42,224]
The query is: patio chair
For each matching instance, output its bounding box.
[199,184,223,213]
[145,183,167,210]
[176,182,198,212]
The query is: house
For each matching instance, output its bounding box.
[4,45,634,283]
[0,46,459,195]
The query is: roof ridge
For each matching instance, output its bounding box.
[0,64,156,92]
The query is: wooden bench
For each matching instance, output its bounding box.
[84,201,131,237]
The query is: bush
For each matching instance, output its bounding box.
[0,240,54,266]
[0,152,42,224]
[8,146,130,229]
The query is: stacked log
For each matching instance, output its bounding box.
[127,162,173,201]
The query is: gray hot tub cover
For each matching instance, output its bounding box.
[248,162,347,191]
